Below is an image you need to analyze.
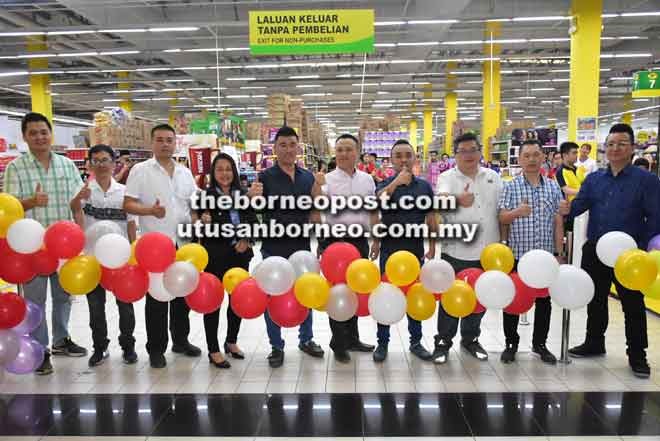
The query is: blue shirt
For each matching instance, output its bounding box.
[569,164,660,248]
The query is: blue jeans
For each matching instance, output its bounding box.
[22,273,72,348]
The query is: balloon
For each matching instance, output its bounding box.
[420,259,455,293]
[441,280,477,318]
[6,219,44,254]
[176,243,209,272]
[44,221,85,259]
[128,240,138,265]
[356,293,370,317]
[231,278,268,319]
[614,249,658,291]
[94,233,131,269]
[480,243,514,273]
[648,234,660,252]
[456,268,486,312]
[346,258,380,294]
[5,336,45,375]
[113,265,149,303]
[163,261,200,297]
[642,250,660,300]
[30,248,58,276]
[58,255,102,296]
[0,248,35,284]
[294,273,330,309]
[11,300,43,336]
[147,272,175,302]
[288,250,320,277]
[267,289,309,328]
[326,284,358,322]
[83,220,123,255]
[254,256,296,296]
[222,267,250,295]
[0,329,20,366]
[549,265,595,310]
[368,282,407,325]
[406,283,436,321]
[475,270,516,310]
[381,273,416,294]
[505,273,537,315]
[596,231,637,267]
[135,232,176,273]
[186,272,224,314]
[518,249,559,289]
[100,266,120,291]
[0,293,27,330]
[320,242,361,284]
[0,193,24,238]
[385,251,421,286]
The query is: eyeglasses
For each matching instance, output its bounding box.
[456,148,481,155]
[606,141,631,149]
[90,158,113,166]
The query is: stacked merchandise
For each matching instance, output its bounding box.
[363,131,409,158]
[267,94,290,128]
[287,100,304,141]
[89,109,153,151]
[246,121,261,140]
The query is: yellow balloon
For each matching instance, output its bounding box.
[128,240,138,265]
[294,273,330,309]
[59,255,102,296]
[346,258,380,294]
[480,243,514,273]
[441,280,477,318]
[406,283,437,321]
[385,251,421,286]
[576,166,587,183]
[642,251,660,300]
[176,243,209,272]
[222,267,250,295]
[615,249,658,291]
[0,193,25,238]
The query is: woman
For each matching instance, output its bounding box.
[199,153,258,368]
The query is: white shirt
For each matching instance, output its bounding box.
[81,177,136,239]
[125,157,197,242]
[322,167,375,229]
[436,166,502,260]
[576,157,598,175]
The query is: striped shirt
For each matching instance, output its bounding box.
[3,151,83,227]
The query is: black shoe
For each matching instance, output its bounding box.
[299,340,324,358]
[172,342,202,357]
[122,349,138,365]
[268,348,284,368]
[373,344,388,362]
[410,342,434,361]
[88,350,109,367]
[35,352,53,375]
[630,357,651,379]
[432,338,451,365]
[208,353,231,369]
[149,353,167,369]
[52,337,87,357]
[501,344,518,364]
[532,344,557,365]
[334,350,351,363]
[224,342,245,359]
[462,339,489,361]
[568,342,606,358]
[349,341,375,352]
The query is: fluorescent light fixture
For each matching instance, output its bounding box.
[397,41,439,46]
[381,82,407,86]
[135,67,171,72]
[375,43,396,47]
[99,29,147,33]
[531,87,556,91]
[69,69,100,74]
[408,19,459,24]
[296,84,321,88]
[0,108,26,116]
[48,30,96,36]
[450,71,481,75]
[513,109,525,113]
[541,100,561,103]
[240,86,267,90]
[226,95,249,98]
[99,50,141,56]
[149,27,199,32]
[53,117,93,126]
[455,89,477,93]
[512,16,570,21]
[163,79,194,83]
[58,52,98,57]
[518,96,537,100]
[15,53,56,59]
[620,11,660,17]
[523,115,538,118]
[226,77,256,81]
[611,76,633,80]
[31,70,64,75]
[302,93,331,96]
[289,75,320,79]
[329,101,351,104]
[0,31,46,37]
[500,101,520,104]
[601,53,652,58]
[374,21,406,26]
[442,40,483,45]
[602,13,620,18]
[529,38,570,42]
[494,39,527,43]
[163,48,181,53]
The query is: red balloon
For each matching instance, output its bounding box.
[434,293,442,301]
[0,292,27,329]
[135,232,176,273]
[505,273,537,315]
[31,248,58,276]
[356,293,370,317]
[112,265,149,303]
[456,268,486,313]
[0,238,9,254]
[320,242,361,284]
[381,273,416,294]
[268,289,309,328]
[100,266,122,291]
[43,221,85,259]
[231,278,268,319]
[0,248,36,284]
[186,272,224,314]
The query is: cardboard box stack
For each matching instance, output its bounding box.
[287,100,304,141]
[246,122,261,140]
[89,111,153,149]
[267,94,290,128]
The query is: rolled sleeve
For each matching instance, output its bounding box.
[124,165,142,200]
[3,162,22,198]
[498,182,513,211]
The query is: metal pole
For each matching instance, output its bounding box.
[559,231,573,365]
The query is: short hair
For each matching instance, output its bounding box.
[452,133,481,154]
[580,143,592,151]
[560,141,579,156]
[118,149,131,157]
[519,139,542,155]
[335,133,359,146]
[151,123,176,138]
[553,151,562,159]
[392,139,412,149]
[608,123,635,145]
[89,144,116,160]
[21,112,52,134]
[634,157,650,170]
[369,153,378,160]
[274,126,299,142]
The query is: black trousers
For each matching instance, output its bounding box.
[145,294,191,356]
[581,241,648,357]
[86,284,135,352]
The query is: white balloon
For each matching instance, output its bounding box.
[420,259,455,293]
[596,231,637,267]
[475,270,515,310]
[254,256,296,296]
[94,233,131,269]
[518,249,559,289]
[326,284,358,322]
[7,218,45,254]
[368,282,406,325]
[84,221,123,255]
[148,272,175,302]
[288,250,320,278]
[163,261,200,297]
[549,264,595,310]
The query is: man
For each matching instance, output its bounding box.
[567,123,660,378]
[258,126,324,368]
[433,133,502,364]
[114,149,133,185]
[71,144,138,367]
[312,134,376,363]
[498,139,566,365]
[3,112,88,375]
[426,151,441,189]
[633,157,650,171]
[124,124,201,368]
[576,143,599,176]
[548,151,562,179]
[555,142,581,202]
[371,139,437,363]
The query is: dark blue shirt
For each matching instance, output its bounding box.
[569,164,660,248]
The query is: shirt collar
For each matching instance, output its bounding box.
[90,177,121,194]
[336,167,357,179]
[521,173,546,187]
[27,150,55,164]
[606,163,633,177]
[455,166,486,180]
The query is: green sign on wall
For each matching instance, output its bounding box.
[632,70,660,98]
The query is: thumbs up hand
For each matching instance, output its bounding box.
[247,176,263,198]
[75,181,91,202]
[33,183,49,207]
[314,171,326,187]
[151,198,166,218]
[457,183,474,208]
[516,198,532,217]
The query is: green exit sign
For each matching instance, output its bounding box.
[632,70,660,98]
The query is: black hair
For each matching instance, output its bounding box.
[452,133,481,153]
[392,139,412,149]
[328,158,337,171]
[634,157,650,170]
[274,126,299,142]
[119,149,131,157]
[369,153,378,159]
[21,112,52,135]
[608,123,635,145]
[209,152,241,193]
[580,143,591,150]
[560,141,579,156]
[553,151,562,159]
[88,144,116,160]
[519,139,542,155]
[335,133,359,146]
[151,123,176,138]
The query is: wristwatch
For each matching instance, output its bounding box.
[500,240,509,245]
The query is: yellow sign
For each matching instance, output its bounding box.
[249,9,374,56]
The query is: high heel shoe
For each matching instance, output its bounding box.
[224,343,245,359]
[208,353,231,369]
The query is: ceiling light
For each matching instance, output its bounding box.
[541,100,561,103]
[163,49,181,53]
[289,75,320,79]
[352,83,378,87]
[529,38,570,42]
[135,67,170,72]
[163,79,194,83]
[620,11,660,17]
[240,86,267,90]
[296,84,322,88]
[99,50,140,56]
[226,77,256,81]
[149,27,199,32]
[374,21,407,26]
[518,96,537,100]
[0,31,46,37]
[601,53,652,58]
[397,41,439,46]
[99,28,147,33]
[531,87,556,91]
[512,16,570,21]
[375,43,396,47]
[408,19,459,24]
[381,82,407,85]
[14,54,56,59]
[611,76,633,80]
[441,40,483,45]
[58,52,98,57]
[47,30,96,36]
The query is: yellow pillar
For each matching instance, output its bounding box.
[117,71,132,112]
[568,0,602,159]
[622,93,633,125]
[27,36,52,123]
[168,91,178,126]
[445,61,458,155]
[482,23,501,160]
[409,120,418,152]
[423,86,433,161]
